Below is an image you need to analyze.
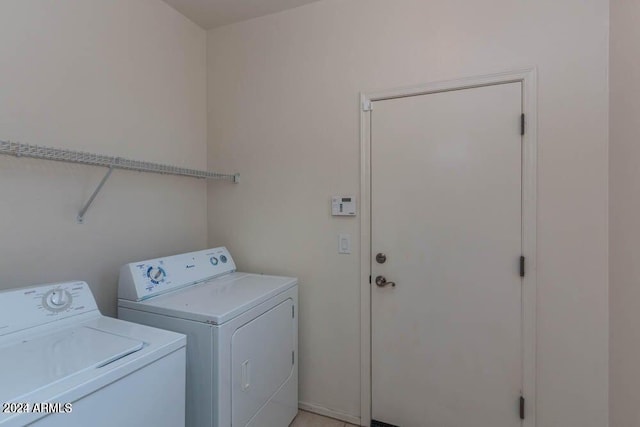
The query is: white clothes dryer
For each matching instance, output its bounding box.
[117,247,298,427]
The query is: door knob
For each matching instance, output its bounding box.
[375,275,396,288]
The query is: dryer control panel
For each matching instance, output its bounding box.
[118,247,236,301]
[0,281,99,336]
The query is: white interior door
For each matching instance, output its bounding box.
[371,82,523,427]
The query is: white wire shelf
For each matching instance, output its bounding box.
[0,140,239,182]
[0,139,239,223]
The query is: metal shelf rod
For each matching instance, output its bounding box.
[0,140,239,182]
[1,140,239,223]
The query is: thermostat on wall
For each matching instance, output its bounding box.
[332,196,356,216]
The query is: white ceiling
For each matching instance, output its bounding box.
[162,0,323,29]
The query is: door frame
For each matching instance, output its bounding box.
[359,69,537,427]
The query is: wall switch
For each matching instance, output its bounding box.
[339,234,351,254]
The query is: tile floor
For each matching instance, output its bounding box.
[290,410,359,427]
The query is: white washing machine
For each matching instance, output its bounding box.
[117,247,298,427]
[0,281,186,427]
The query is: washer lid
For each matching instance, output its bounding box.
[119,273,297,325]
[0,326,144,404]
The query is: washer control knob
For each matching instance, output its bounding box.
[220,255,228,263]
[50,289,67,306]
[210,257,219,266]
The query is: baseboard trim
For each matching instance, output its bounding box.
[299,401,361,425]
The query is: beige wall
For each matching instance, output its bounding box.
[610,0,640,425]
[0,0,208,316]
[206,0,609,425]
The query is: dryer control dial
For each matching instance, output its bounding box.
[147,266,167,285]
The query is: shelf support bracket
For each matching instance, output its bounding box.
[77,166,114,224]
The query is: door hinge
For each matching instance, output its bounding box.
[363,99,373,112]
[292,306,295,318]
[521,113,525,136]
[520,396,525,420]
[369,275,372,284]
[520,256,525,277]
[292,351,295,365]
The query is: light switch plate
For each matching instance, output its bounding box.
[339,234,351,254]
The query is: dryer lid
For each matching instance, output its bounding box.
[0,326,144,403]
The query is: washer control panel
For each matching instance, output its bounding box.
[118,247,236,301]
[0,281,99,336]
